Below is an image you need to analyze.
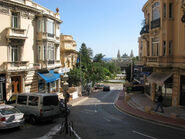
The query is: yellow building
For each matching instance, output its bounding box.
[139,0,185,106]
[0,0,62,102]
[60,35,78,70]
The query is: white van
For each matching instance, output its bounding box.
[7,93,60,124]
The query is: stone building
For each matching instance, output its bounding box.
[60,35,78,70]
[0,0,62,102]
[139,0,185,106]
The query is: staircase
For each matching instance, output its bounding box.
[25,70,38,93]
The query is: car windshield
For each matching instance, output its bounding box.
[0,108,20,115]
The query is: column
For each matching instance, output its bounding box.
[172,73,180,106]
[151,83,156,101]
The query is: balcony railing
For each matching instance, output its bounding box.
[140,25,149,35]
[6,27,27,39]
[3,61,29,71]
[40,60,61,69]
[151,18,160,29]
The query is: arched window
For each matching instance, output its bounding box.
[152,2,160,20]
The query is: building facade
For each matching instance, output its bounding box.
[139,0,185,106]
[60,35,78,70]
[0,0,62,102]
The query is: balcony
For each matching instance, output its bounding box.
[3,61,29,72]
[151,18,160,29]
[140,25,149,35]
[6,27,27,40]
[37,32,60,44]
[40,60,61,69]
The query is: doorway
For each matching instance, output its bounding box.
[180,75,185,106]
[11,76,21,94]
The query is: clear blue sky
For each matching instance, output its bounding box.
[33,0,147,58]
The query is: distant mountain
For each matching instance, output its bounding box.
[102,58,112,62]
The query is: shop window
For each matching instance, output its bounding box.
[38,80,45,92]
[28,96,39,106]
[17,96,27,105]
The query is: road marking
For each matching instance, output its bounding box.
[104,117,111,122]
[37,124,62,139]
[70,126,82,139]
[132,130,157,139]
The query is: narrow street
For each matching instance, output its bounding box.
[1,84,185,139]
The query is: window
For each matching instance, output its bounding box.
[169,41,173,56]
[17,96,27,105]
[8,95,17,104]
[43,96,58,106]
[28,96,39,106]
[11,46,19,62]
[38,46,41,60]
[47,19,54,36]
[38,80,45,92]
[163,3,166,18]
[44,46,47,60]
[152,37,159,56]
[163,41,166,56]
[47,46,54,61]
[169,3,173,18]
[12,12,19,28]
[37,20,42,32]
[152,2,160,20]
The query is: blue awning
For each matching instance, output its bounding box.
[38,70,61,83]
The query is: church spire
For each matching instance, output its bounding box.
[117,50,121,59]
[130,50,134,58]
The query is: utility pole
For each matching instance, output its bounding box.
[131,58,133,81]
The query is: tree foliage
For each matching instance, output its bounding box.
[68,43,120,87]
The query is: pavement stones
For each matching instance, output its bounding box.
[115,91,185,129]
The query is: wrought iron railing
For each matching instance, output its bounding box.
[151,18,160,29]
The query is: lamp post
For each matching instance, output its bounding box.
[61,74,69,134]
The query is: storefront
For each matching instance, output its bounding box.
[0,74,6,102]
[38,70,61,93]
[147,72,173,106]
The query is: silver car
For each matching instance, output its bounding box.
[0,105,24,129]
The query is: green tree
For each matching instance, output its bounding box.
[78,43,93,68]
[93,53,105,63]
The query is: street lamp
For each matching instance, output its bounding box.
[61,74,69,134]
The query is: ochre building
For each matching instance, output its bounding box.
[60,35,78,70]
[139,0,185,106]
[0,0,62,102]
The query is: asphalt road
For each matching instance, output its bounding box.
[69,84,185,139]
[1,83,185,139]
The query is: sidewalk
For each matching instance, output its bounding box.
[115,90,185,128]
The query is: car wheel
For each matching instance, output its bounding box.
[29,115,37,125]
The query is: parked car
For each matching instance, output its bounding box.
[103,86,110,91]
[0,105,24,129]
[6,93,60,124]
[94,84,104,90]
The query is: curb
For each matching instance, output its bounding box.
[115,92,185,129]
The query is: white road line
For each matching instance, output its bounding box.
[104,117,111,122]
[37,124,62,139]
[132,130,157,139]
[70,126,82,139]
